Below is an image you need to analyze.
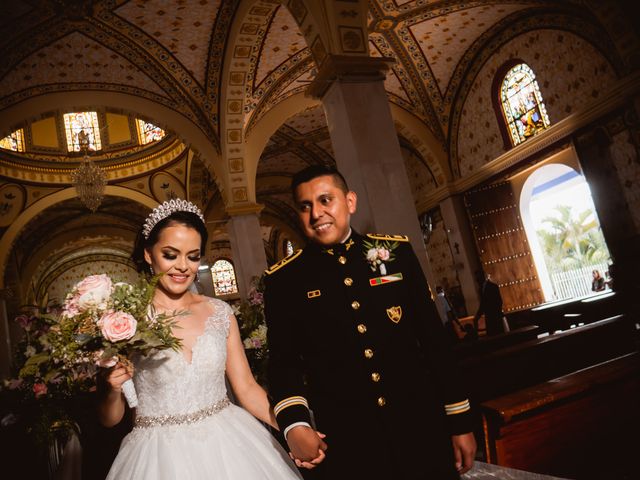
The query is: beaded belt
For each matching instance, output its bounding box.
[134,397,231,428]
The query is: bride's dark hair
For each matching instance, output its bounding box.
[131,211,208,273]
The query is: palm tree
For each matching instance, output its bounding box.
[536,205,609,269]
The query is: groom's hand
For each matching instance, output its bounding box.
[287,426,327,468]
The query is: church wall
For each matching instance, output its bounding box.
[609,116,640,232]
[424,208,466,316]
[458,29,619,177]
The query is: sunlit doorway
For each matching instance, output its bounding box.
[520,163,611,302]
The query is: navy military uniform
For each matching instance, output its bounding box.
[264,231,473,479]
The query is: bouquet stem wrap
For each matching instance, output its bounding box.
[122,378,138,408]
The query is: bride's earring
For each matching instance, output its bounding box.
[149,264,155,275]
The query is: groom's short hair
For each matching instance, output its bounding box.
[291,165,349,195]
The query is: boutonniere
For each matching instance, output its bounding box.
[363,239,398,275]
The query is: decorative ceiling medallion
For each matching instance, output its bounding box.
[0,183,26,228]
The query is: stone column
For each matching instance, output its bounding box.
[308,55,436,285]
[574,124,640,303]
[226,204,268,299]
[439,196,483,315]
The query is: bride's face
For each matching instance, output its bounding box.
[144,223,202,296]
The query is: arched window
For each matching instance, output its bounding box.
[500,63,550,146]
[0,129,24,152]
[63,112,102,152]
[211,259,238,296]
[136,119,165,145]
[284,240,294,257]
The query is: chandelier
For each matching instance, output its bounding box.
[72,130,106,212]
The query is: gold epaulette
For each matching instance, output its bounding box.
[265,249,303,275]
[366,233,410,242]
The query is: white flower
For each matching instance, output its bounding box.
[75,274,113,312]
[25,345,36,358]
[366,248,379,262]
[377,248,390,261]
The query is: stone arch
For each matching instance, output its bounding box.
[0,185,157,289]
[390,104,449,186]
[0,90,226,200]
[220,0,368,209]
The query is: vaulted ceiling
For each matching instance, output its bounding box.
[0,0,631,297]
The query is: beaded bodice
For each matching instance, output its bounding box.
[133,298,231,418]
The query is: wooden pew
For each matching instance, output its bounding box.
[480,352,640,479]
[529,291,622,334]
[453,324,540,359]
[458,314,636,404]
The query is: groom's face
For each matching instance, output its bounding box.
[294,174,357,246]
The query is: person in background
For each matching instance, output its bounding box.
[592,269,606,292]
[435,285,460,342]
[473,273,504,336]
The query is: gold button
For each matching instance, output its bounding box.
[364,348,374,359]
[344,277,353,286]
[371,372,381,382]
[357,324,367,334]
[377,396,386,407]
[338,256,347,264]
[351,300,360,310]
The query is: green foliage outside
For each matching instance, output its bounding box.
[536,205,610,270]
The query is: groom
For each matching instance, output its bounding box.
[264,165,476,479]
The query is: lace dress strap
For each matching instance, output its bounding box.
[206,297,233,337]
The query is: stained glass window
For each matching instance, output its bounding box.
[501,64,551,146]
[211,259,238,296]
[285,240,294,257]
[0,129,25,152]
[63,112,102,152]
[136,119,165,145]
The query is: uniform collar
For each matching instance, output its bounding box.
[308,228,360,256]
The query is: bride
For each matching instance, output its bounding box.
[99,199,319,479]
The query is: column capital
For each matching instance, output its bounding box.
[306,54,395,99]
[226,203,265,217]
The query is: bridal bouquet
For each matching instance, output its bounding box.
[19,273,182,408]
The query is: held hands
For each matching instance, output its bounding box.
[286,425,327,469]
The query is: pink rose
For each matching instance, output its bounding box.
[75,274,113,311]
[99,310,137,342]
[33,383,47,398]
[377,248,390,261]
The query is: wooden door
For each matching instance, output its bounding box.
[465,180,544,312]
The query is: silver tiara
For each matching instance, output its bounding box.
[142,199,205,239]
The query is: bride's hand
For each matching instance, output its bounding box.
[105,363,133,393]
[288,430,327,469]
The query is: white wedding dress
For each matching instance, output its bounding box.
[106,298,302,480]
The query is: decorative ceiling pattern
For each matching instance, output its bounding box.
[407,3,528,95]
[114,0,222,86]
[254,5,306,88]
[1,31,168,100]
[284,105,327,135]
[0,0,634,299]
